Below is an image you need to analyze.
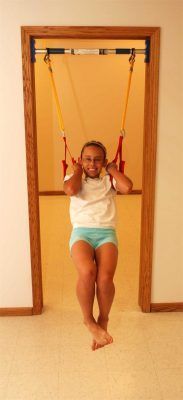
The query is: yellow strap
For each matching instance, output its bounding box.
[45,53,135,139]
[120,54,136,135]
[46,57,65,134]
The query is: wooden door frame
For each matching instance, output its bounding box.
[21,26,160,314]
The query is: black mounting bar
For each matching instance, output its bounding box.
[30,38,150,63]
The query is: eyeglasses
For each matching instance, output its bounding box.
[82,157,103,164]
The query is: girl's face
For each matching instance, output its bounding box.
[81,145,107,178]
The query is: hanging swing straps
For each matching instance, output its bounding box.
[112,135,125,174]
[112,49,136,172]
[44,53,76,171]
[120,48,136,135]
[44,53,65,135]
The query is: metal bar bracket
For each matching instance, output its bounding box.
[145,39,150,63]
[30,38,36,63]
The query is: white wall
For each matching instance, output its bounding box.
[0,0,183,307]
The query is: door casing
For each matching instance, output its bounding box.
[21,26,160,314]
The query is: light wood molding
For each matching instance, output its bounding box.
[21,28,43,315]
[21,25,160,39]
[138,27,160,312]
[19,26,161,316]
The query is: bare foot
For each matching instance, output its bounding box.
[84,318,113,351]
[91,340,103,351]
[91,316,111,351]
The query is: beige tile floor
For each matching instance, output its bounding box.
[1,195,183,400]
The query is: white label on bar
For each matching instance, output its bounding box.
[73,48,100,55]
[35,49,47,54]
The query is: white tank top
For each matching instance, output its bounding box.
[64,174,117,228]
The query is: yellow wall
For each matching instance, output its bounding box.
[0,0,183,307]
[35,39,145,191]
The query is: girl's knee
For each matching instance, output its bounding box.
[96,274,114,289]
[78,266,96,282]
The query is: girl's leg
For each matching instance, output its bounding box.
[71,240,96,324]
[71,240,113,350]
[95,243,118,330]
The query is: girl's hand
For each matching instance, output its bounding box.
[106,162,117,174]
[73,162,83,174]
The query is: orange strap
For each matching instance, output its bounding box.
[44,54,75,177]
[120,50,136,135]
[111,50,136,174]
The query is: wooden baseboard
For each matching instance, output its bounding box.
[150,302,183,312]
[1,304,182,316]
[39,191,65,196]
[0,307,33,316]
[39,189,142,196]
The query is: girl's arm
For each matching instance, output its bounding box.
[106,163,133,194]
[63,163,83,196]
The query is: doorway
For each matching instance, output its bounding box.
[21,26,160,314]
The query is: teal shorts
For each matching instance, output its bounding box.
[69,227,118,251]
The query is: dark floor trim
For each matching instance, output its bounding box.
[150,303,183,312]
[39,189,142,196]
[0,308,33,316]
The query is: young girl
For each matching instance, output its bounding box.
[64,140,133,351]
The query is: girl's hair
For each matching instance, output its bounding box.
[81,141,107,159]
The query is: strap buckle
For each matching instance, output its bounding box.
[120,128,126,138]
[44,52,52,72]
[129,48,136,71]
[44,52,50,64]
